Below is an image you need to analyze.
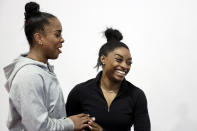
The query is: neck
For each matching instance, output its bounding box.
[27,47,48,63]
[101,72,121,92]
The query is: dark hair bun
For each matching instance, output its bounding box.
[25,2,40,20]
[105,28,123,42]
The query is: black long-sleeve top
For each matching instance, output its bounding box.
[66,72,151,131]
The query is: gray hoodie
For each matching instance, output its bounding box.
[3,55,74,131]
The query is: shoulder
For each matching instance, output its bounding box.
[10,70,45,103]
[124,80,147,101]
[68,78,96,96]
[20,64,45,74]
[125,81,143,94]
[74,78,96,90]
[11,65,44,91]
[14,65,43,81]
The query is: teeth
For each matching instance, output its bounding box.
[116,70,126,75]
[58,48,62,53]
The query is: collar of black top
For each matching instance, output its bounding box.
[94,71,129,94]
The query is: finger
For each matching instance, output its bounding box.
[77,113,89,117]
[81,118,91,124]
[88,125,93,130]
[80,123,89,129]
[82,116,93,121]
[90,117,96,121]
[88,122,102,129]
[84,117,95,124]
[88,121,96,127]
[80,116,91,120]
[88,125,99,131]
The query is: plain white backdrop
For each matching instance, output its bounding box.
[0,0,197,131]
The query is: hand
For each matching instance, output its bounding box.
[69,113,91,131]
[88,121,103,131]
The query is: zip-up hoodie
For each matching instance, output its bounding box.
[3,55,74,131]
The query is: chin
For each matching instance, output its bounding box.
[49,55,59,60]
[112,76,124,83]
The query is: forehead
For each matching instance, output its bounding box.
[44,18,62,32]
[109,47,131,58]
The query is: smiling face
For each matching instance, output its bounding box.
[101,47,132,82]
[40,18,64,59]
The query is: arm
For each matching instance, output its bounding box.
[10,73,74,131]
[134,90,151,131]
[66,86,83,116]
[66,87,107,131]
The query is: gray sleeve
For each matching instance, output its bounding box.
[10,73,74,131]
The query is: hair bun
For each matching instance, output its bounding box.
[25,2,40,20]
[104,28,123,42]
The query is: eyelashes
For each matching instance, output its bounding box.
[115,58,122,63]
[127,61,132,65]
[115,58,132,66]
[55,33,62,38]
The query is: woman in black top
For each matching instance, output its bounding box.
[66,28,151,131]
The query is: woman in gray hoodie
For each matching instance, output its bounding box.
[3,2,96,131]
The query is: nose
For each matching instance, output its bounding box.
[60,37,64,43]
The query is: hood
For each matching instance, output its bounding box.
[3,54,54,92]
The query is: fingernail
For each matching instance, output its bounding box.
[92,117,95,121]
[89,125,92,129]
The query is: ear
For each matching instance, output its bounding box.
[100,55,106,65]
[33,32,43,46]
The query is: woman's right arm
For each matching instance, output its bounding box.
[10,73,74,131]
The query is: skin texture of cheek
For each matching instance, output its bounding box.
[105,66,123,82]
[41,18,63,60]
[111,62,129,82]
[43,43,59,60]
[46,36,61,59]
[50,47,60,59]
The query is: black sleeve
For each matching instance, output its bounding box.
[65,86,83,116]
[134,90,151,131]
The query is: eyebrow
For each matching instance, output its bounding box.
[54,30,62,33]
[115,54,123,58]
[115,54,132,60]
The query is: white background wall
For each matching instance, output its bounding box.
[0,0,197,131]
